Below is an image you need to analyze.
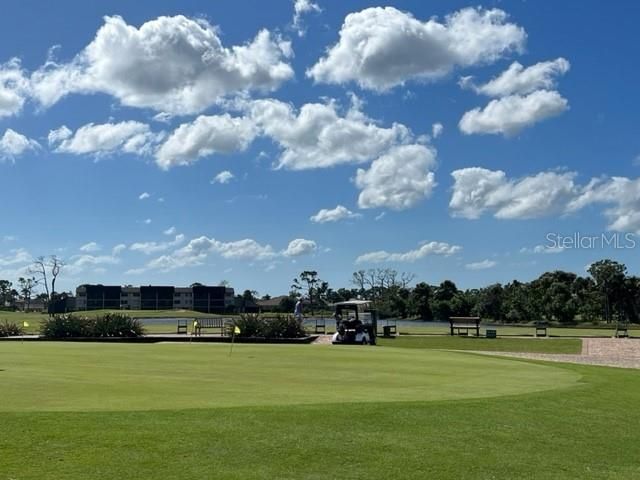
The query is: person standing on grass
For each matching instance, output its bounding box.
[294,297,303,320]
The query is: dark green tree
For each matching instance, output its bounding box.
[409,282,432,320]
[588,260,627,323]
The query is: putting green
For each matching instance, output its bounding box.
[0,343,581,412]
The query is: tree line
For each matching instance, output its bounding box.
[280,260,639,324]
[3,256,639,325]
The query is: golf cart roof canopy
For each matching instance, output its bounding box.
[334,300,372,307]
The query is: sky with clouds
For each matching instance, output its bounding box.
[1,0,639,295]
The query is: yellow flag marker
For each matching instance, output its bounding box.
[23,321,29,328]
[234,326,241,334]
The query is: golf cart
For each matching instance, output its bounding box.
[331,300,378,345]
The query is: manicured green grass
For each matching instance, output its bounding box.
[0,343,578,412]
[397,324,640,337]
[1,342,639,479]
[379,335,583,354]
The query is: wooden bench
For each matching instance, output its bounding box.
[314,317,326,334]
[615,323,629,338]
[449,317,481,337]
[535,322,549,337]
[176,319,188,334]
[193,317,229,336]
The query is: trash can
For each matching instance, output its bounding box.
[486,329,497,339]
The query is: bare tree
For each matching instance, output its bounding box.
[400,272,416,289]
[29,255,65,303]
[29,257,49,300]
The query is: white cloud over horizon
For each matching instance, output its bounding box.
[465,259,497,270]
[355,241,461,264]
[450,167,640,234]
[130,234,318,273]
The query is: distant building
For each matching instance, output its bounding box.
[75,284,235,312]
[256,295,291,312]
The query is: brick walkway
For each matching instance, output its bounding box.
[478,338,640,369]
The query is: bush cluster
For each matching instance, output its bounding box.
[40,313,145,338]
[233,314,306,338]
[0,320,23,337]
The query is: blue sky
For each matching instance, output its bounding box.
[1,0,639,296]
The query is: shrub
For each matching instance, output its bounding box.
[40,314,93,338]
[234,314,307,338]
[40,314,145,338]
[232,313,262,338]
[92,313,145,337]
[0,320,24,337]
[260,315,306,338]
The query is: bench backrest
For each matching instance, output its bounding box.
[197,318,225,328]
[448,316,481,326]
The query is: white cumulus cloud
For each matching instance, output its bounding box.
[310,205,361,223]
[212,170,235,184]
[568,176,640,234]
[155,114,256,169]
[461,58,570,97]
[449,167,578,220]
[0,58,29,118]
[248,97,411,170]
[0,129,40,162]
[308,6,525,91]
[431,122,444,139]
[466,259,497,270]
[50,121,158,156]
[356,241,461,264]
[356,144,437,210]
[459,90,568,136]
[79,242,101,252]
[293,0,322,36]
[129,234,185,255]
[283,238,317,257]
[138,192,150,200]
[30,15,294,114]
